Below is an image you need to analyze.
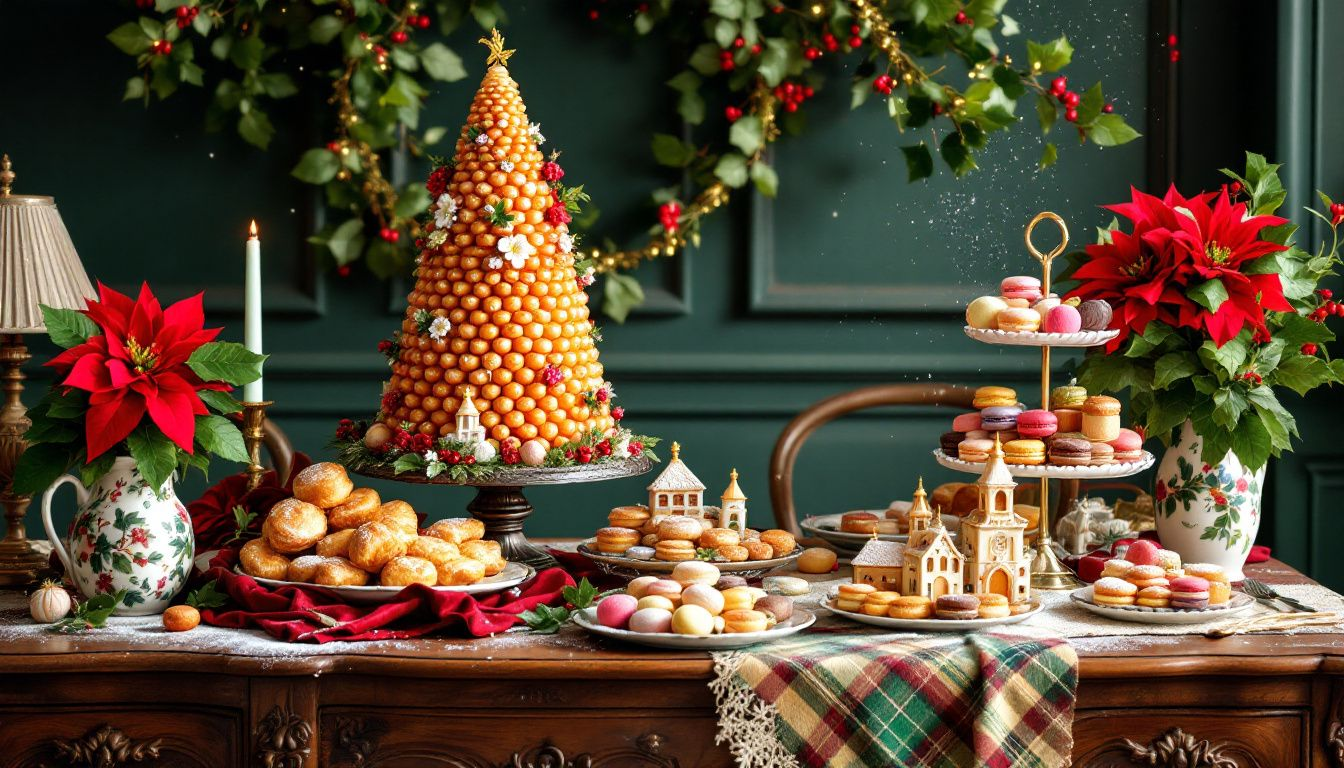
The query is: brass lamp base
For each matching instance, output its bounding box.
[1031,537,1082,590]
[0,532,51,587]
[0,334,52,588]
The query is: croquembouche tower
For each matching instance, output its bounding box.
[381,30,612,447]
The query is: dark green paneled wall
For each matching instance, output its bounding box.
[7,1,1338,588]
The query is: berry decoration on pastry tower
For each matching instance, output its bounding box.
[333,30,658,483]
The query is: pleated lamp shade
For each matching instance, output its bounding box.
[0,155,95,334]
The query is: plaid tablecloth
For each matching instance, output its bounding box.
[712,632,1077,768]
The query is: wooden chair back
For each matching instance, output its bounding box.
[261,417,295,487]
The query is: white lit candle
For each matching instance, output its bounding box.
[243,220,263,403]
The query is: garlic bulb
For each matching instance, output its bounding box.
[30,580,73,624]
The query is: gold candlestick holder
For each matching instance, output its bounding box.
[1023,212,1083,591]
[241,401,272,491]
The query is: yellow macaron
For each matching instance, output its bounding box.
[973,386,1018,409]
[1003,439,1046,465]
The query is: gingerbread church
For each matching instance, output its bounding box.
[960,435,1031,603]
[379,30,614,448]
[901,479,963,599]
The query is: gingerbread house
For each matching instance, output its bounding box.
[960,435,1031,603]
[852,539,905,591]
[719,469,748,531]
[449,387,487,446]
[647,442,707,517]
[901,478,963,599]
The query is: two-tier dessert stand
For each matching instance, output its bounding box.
[934,212,1154,590]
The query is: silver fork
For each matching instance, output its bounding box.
[1242,578,1317,613]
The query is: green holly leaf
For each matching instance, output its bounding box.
[123,77,147,102]
[420,43,466,82]
[187,342,266,386]
[291,148,341,184]
[229,34,265,70]
[520,604,571,634]
[237,106,274,149]
[714,153,750,187]
[51,590,126,633]
[1039,142,1058,170]
[939,133,977,177]
[1272,354,1340,396]
[667,71,706,125]
[194,414,249,463]
[127,428,178,493]
[1197,333,1251,380]
[561,578,600,610]
[689,43,721,76]
[751,162,779,197]
[39,305,97,349]
[901,143,934,182]
[108,23,151,55]
[392,453,428,475]
[229,504,258,543]
[1187,278,1229,313]
[1026,36,1073,73]
[602,272,645,323]
[650,134,695,168]
[1087,114,1141,147]
[309,15,344,44]
[1036,94,1057,135]
[728,116,765,155]
[756,38,790,87]
[1153,351,1201,389]
[186,580,229,610]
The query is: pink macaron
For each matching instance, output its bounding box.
[1109,428,1144,461]
[1124,539,1161,566]
[952,412,983,432]
[1044,304,1082,334]
[1168,576,1211,609]
[1015,409,1059,439]
[1001,275,1043,302]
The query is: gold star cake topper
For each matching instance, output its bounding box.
[478,27,515,68]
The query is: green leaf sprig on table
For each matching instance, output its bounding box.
[49,590,127,634]
[520,578,615,635]
[185,579,229,610]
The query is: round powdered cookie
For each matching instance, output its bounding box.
[935,594,980,620]
[292,461,354,509]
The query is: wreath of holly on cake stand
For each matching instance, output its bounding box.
[937,212,1155,590]
[330,31,659,570]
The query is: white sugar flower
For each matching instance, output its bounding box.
[558,232,573,253]
[475,132,489,145]
[529,122,545,144]
[427,229,447,248]
[500,160,514,172]
[497,234,536,269]
[497,116,510,128]
[433,195,457,229]
[473,441,497,463]
[486,255,504,270]
[428,316,452,340]
[483,203,495,215]
[424,449,440,463]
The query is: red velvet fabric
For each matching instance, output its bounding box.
[1067,532,1270,583]
[188,453,313,552]
[199,565,574,642]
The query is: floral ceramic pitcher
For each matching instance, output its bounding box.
[41,456,194,616]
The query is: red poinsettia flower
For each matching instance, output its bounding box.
[1164,188,1292,346]
[47,283,225,460]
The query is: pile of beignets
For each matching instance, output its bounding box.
[238,462,506,588]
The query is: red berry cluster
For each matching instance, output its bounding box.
[1049,76,1080,123]
[426,166,451,198]
[381,390,403,414]
[150,39,174,56]
[1330,202,1344,224]
[501,443,521,465]
[628,440,645,457]
[610,405,625,421]
[390,30,409,45]
[335,418,367,442]
[1239,370,1264,385]
[773,81,814,112]
[847,24,863,48]
[174,5,199,29]
[821,32,839,53]
[873,74,894,95]
[725,105,743,122]
[803,45,822,61]
[540,161,565,182]
[407,14,431,29]
[545,200,572,225]
[1229,181,1243,196]
[719,49,736,71]
[379,227,401,243]
[337,265,352,277]
[1168,33,1180,63]
[541,364,564,387]
[954,10,972,25]
[1302,343,1319,356]
[659,201,681,232]
[436,448,475,465]
[135,0,154,8]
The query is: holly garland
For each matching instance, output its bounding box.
[106,0,1139,319]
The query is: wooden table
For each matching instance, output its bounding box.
[1,558,1341,768]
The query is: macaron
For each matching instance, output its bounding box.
[1089,442,1115,465]
[1092,576,1138,606]
[1124,539,1161,566]
[1015,409,1058,439]
[966,296,1010,329]
[1048,437,1092,466]
[1109,428,1144,462]
[1082,395,1122,442]
[1078,299,1113,331]
[973,386,1018,409]
[958,438,995,463]
[980,405,1023,431]
[1044,304,1082,334]
[935,593,982,620]
[1032,295,1061,322]
[1053,408,1083,433]
[1169,576,1211,609]
[1000,275,1043,302]
[951,412,983,432]
[1051,384,1088,409]
[941,431,965,454]
[1003,439,1046,465]
[997,307,1042,333]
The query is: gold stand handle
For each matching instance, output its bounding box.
[241,402,272,491]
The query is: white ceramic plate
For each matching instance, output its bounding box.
[572,607,816,649]
[822,598,1044,631]
[801,512,962,547]
[238,561,535,604]
[1069,586,1255,624]
[933,449,1155,478]
[963,326,1120,348]
[577,542,801,574]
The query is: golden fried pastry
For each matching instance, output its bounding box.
[657,516,703,542]
[460,539,506,576]
[313,556,369,586]
[240,537,290,580]
[699,528,740,549]
[641,515,667,536]
[655,540,696,561]
[375,500,420,540]
[840,512,880,534]
[407,535,459,567]
[595,526,641,554]
[426,517,485,545]
[758,529,797,558]
[608,505,651,530]
[797,547,838,574]
[380,555,438,587]
[316,529,356,558]
[287,555,330,583]
[742,540,774,561]
[263,498,328,554]
[716,544,749,562]
[436,557,487,586]
[641,533,660,547]
[722,608,769,633]
[291,461,354,509]
[348,521,408,572]
[327,487,381,530]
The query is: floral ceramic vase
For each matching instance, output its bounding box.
[40,456,194,616]
[1154,420,1264,581]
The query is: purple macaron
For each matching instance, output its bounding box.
[980,405,1022,431]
